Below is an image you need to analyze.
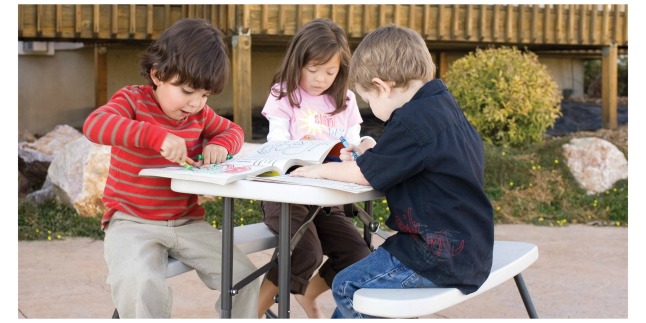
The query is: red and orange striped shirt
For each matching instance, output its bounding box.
[83,85,243,229]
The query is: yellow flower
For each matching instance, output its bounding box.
[554,159,559,164]
[249,200,254,204]
[538,217,544,222]
[501,151,506,156]
[47,236,52,241]
[531,165,536,170]
[495,206,501,211]
[615,221,621,226]
[57,234,62,239]
[509,181,514,187]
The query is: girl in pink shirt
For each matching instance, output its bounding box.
[257,18,374,318]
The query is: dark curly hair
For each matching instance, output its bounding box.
[140,18,229,95]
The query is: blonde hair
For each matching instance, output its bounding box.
[349,24,435,92]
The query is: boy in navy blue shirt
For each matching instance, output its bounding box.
[290,24,494,318]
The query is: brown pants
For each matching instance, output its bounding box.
[261,202,372,295]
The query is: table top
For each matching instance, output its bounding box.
[171,178,385,206]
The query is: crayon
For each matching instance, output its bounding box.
[180,161,193,171]
[339,136,359,160]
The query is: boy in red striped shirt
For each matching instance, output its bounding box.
[83,18,259,318]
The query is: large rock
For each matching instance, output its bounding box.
[562,137,628,195]
[18,125,83,194]
[48,136,111,217]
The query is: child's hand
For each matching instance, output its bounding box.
[160,133,190,165]
[201,144,230,165]
[339,144,362,162]
[289,164,323,178]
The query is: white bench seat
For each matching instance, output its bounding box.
[352,240,539,318]
[166,222,278,278]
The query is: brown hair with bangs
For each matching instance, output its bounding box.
[140,18,229,95]
[271,18,351,115]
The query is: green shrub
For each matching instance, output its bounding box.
[445,47,562,147]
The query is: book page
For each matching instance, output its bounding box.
[248,174,373,194]
[244,140,340,164]
[139,160,276,185]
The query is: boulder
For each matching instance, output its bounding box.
[562,137,628,195]
[48,136,111,217]
[18,125,83,194]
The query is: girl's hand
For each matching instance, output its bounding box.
[201,144,229,165]
[160,133,190,165]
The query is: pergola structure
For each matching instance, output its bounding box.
[19,4,628,140]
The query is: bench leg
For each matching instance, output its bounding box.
[112,309,119,319]
[513,273,538,318]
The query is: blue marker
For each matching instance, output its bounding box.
[339,136,359,160]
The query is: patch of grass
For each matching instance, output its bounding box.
[18,132,628,240]
[18,199,104,240]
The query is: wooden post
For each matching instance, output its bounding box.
[437,51,448,80]
[601,44,618,129]
[95,46,107,107]
[232,33,253,142]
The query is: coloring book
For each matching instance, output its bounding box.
[139,140,355,187]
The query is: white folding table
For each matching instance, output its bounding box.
[170,178,384,318]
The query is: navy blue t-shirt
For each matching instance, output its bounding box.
[357,79,494,294]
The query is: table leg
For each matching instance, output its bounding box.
[220,197,234,318]
[278,203,291,318]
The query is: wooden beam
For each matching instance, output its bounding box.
[437,51,448,80]
[129,4,136,37]
[111,5,118,37]
[422,5,430,38]
[601,4,610,44]
[479,5,486,41]
[505,5,513,42]
[232,34,253,142]
[93,5,100,36]
[567,4,575,43]
[394,4,401,26]
[95,47,108,108]
[146,5,153,39]
[75,5,82,36]
[465,5,473,40]
[55,4,62,37]
[531,5,538,43]
[601,44,617,129]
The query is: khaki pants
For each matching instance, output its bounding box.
[104,211,260,318]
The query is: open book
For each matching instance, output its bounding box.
[139,140,361,187]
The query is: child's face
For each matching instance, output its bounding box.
[152,73,210,121]
[299,53,341,96]
[354,83,395,122]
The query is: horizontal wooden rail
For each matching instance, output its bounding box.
[19,4,627,49]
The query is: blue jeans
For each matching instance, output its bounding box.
[331,247,438,318]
